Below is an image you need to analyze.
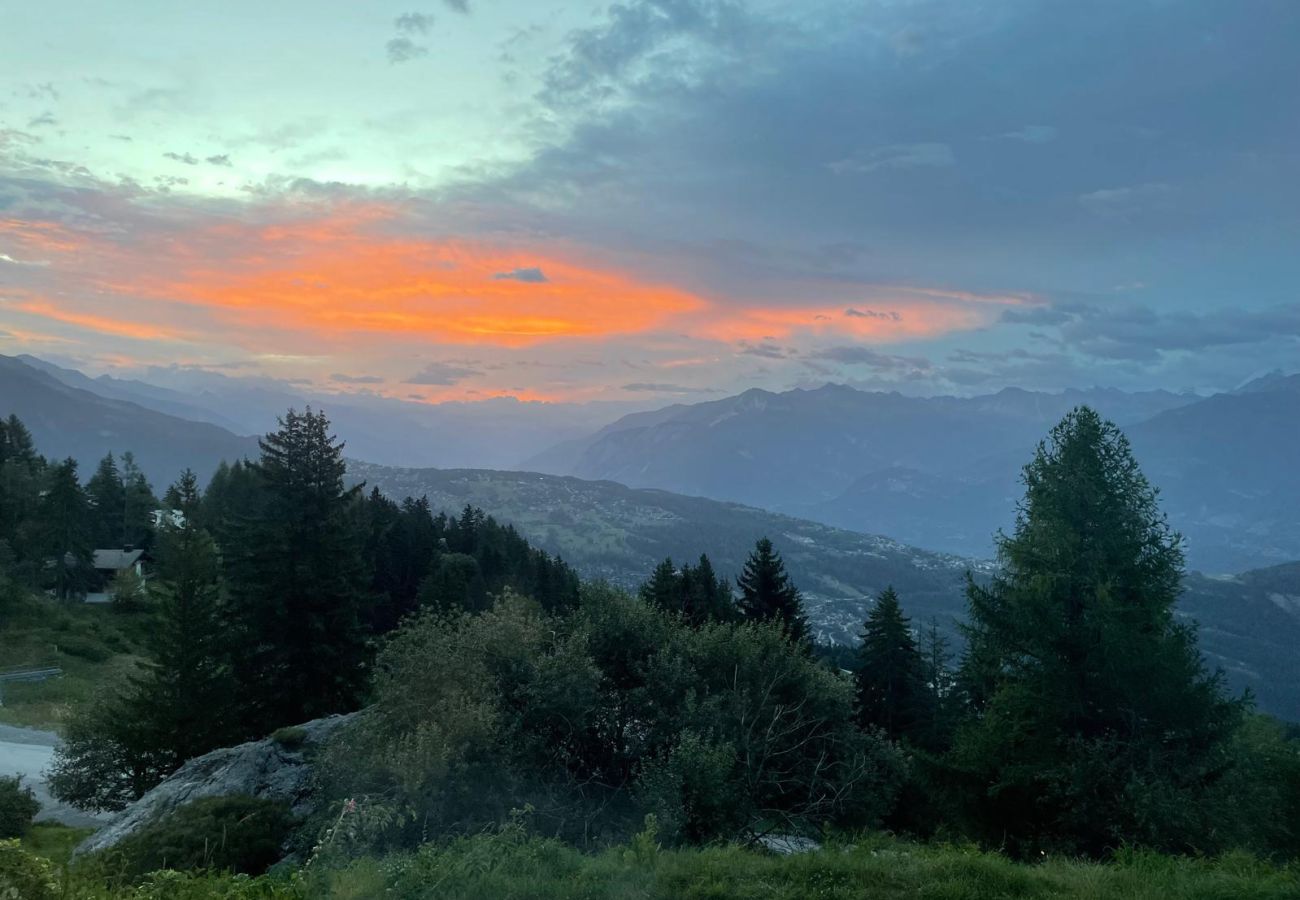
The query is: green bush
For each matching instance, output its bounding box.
[0,839,58,900]
[56,634,113,663]
[322,588,904,852]
[0,777,39,839]
[270,727,307,751]
[98,796,296,882]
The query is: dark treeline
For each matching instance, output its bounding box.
[3,406,1298,863]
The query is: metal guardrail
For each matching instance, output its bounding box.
[0,666,64,706]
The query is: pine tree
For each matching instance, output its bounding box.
[684,554,736,624]
[53,469,241,806]
[86,454,126,548]
[223,408,369,735]
[951,406,1242,857]
[639,557,682,614]
[917,618,958,751]
[119,452,157,549]
[38,459,94,601]
[737,537,809,645]
[0,417,44,579]
[853,587,928,742]
[130,469,239,762]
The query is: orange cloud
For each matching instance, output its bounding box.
[110,206,707,348]
[0,202,1027,377]
[695,288,1025,344]
[7,298,187,342]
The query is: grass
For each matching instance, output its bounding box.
[14,831,1295,900]
[21,823,95,867]
[0,595,150,730]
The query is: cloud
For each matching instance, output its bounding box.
[737,341,787,358]
[809,346,933,373]
[404,361,483,385]
[386,37,429,64]
[1078,183,1175,218]
[622,382,714,393]
[163,151,200,165]
[330,372,386,384]
[827,143,954,176]
[996,125,1057,143]
[205,154,232,167]
[1000,305,1072,326]
[844,308,901,322]
[394,12,434,34]
[492,266,548,283]
[27,112,57,128]
[1005,299,1300,362]
[540,0,761,108]
[443,0,470,12]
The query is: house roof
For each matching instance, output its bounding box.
[92,549,144,571]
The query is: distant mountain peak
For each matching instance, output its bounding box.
[1235,370,1300,394]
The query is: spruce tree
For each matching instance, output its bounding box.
[684,554,736,624]
[951,406,1242,856]
[223,409,369,735]
[853,587,928,743]
[52,470,241,808]
[38,459,94,601]
[640,557,682,614]
[737,537,809,645]
[0,417,44,578]
[119,452,157,549]
[132,470,239,761]
[86,454,126,547]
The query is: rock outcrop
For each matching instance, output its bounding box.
[76,713,355,856]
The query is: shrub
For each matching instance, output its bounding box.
[98,795,295,881]
[0,839,58,900]
[56,634,112,662]
[0,778,39,839]
[271,727,308,750]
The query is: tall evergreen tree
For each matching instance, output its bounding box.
[119,452,157,549]
[917,618,958,752]
[133,469,239,761]
[50,470,240,809]
[639,557,682,614]
[0,416,44,580]
[641,555,736,625]
[86,454,126,548]
[38,459,94,601]
[223,408,369,735]
[737,537,809,645]
[853,587,928,743]
[951,406,1242,857]
[682,554,736,624]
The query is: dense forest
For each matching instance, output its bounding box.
[1,407,1298,897]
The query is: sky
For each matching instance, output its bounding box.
[1,0,1297,404]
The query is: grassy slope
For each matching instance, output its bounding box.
[21,834,1298,899]
[0,596,150,730]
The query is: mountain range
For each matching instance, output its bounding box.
[0,355,258,484]
[527,378,1300,572]
[12,355,641,473]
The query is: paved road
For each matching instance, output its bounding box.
[0,723,110,828]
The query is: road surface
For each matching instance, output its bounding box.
[0,722,109,828]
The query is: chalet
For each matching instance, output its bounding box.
[86,546,149,604]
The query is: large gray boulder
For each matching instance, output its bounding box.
[76,713,355,856]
